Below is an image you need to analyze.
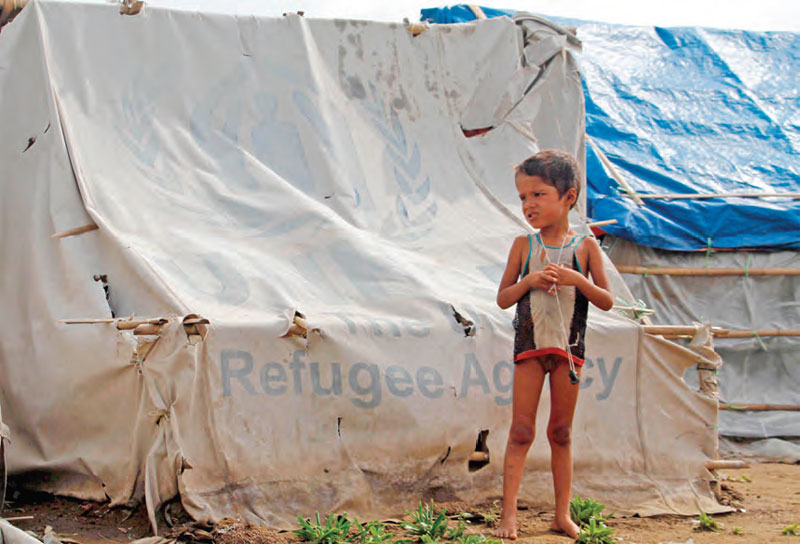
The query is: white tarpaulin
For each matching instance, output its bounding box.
[0,0,724,531]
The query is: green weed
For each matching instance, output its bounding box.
[696,512,722,532]
[445,521,467,540]
[783,524,800,536]
[358,521,395,544]
[732,526,743,535]
[570,496,610,527]
[295,512,361,544]
[402,501,449,541]
[453,535,501,544]
[575,517,616,544]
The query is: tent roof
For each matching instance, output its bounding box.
[423,6,800,251]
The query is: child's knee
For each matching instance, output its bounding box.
[547,424,571,447]
[509,422,534,446]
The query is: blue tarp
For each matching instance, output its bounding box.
[423,7,800,251]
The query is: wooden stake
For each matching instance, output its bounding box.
[51,223,99,239]
[617,264,800,276]
[586,136,644,206]
[705,459,749,471]
[720,402,800,412]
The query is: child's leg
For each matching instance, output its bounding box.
[547,360,582,539]
[494,358,547,540]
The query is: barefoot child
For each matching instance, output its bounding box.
[493,149,614,540]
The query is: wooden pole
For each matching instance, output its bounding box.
[643,326,799,338]
[116,318,167,330]
[720,402,800,412]
[467,5,487,18]
[636,192,800,200]
[705,460,749,471]
[616,264,800,276]
[133,323,163,335]
[586,136,644,206]
[587,219,618,228]
[60,318,116,324]
[716,329,800,338]
[51,223,99,239]
[643,325,729,337]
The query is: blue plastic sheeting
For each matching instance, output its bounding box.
[420,5,513,24]
[422,7,800,251]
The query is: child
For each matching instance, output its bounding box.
[493,149,613,540]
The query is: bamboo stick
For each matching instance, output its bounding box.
[183,317,210,325]
[467,5,488,19]
[587,219,618,228]
[133,323,163,335]
[116,318,167,330]
[469,451,490,462]
[636,192,800,200]
[643,326,800,339]
[51,223,99,239]
[643,325,729,337]
[705,460,749,471]
[617,264,800,276]
[586,135,644,206]
[720,402,800,412]
[60,318,116,324]
[716,329,800,338]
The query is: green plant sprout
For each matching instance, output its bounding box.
[783,524,800,536]
[295,512,361,544]
[402,501,449,541]
[575,517,616,544]
[570,496,610,527]
[696,512,723,532]
[453,535,501,544]
[358,521,395,544]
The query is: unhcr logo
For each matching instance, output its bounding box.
[220,350,623,408]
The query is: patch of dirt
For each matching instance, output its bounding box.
[2,488,152,544]
[213,518,298,544]
[2,463,799,544]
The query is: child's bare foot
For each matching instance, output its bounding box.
[493,512,518,540]
[550,516,580,540]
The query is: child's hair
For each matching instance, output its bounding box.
[515,149,581,209]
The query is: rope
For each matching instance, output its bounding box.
[542,233,580,385]
[744,254,752,278]
[752,330,768,351]
[705,237,715,273]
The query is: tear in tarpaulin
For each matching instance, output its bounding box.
[450,305,476,337]
[468,429,490,472]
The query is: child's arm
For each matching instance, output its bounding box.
[497,236,560,309]
[544,237,614,311]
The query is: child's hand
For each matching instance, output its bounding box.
[524,269,560,294]
[543,263,584,287]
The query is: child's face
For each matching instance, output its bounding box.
[515,173,575,229]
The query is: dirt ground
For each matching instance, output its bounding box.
[3,462,799,544]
